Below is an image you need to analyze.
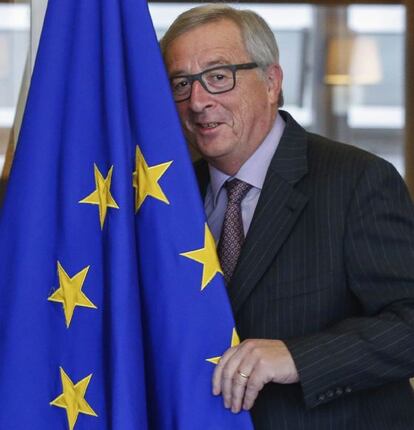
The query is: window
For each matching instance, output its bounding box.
[0,3,30,173]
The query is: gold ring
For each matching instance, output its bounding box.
[238,371,249,379]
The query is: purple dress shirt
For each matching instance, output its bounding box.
[205,113,286,243]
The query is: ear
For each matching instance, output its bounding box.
[264,64,283,105]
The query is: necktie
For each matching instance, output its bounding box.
[218,179,252,284]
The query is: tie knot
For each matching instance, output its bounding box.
[225,179,252,204]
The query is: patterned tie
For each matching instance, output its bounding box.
[218,179,252,284]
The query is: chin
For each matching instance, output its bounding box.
[200,149,232,164]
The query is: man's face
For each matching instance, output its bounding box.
[165,19,282,175]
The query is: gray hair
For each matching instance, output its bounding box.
[160,4,284,107]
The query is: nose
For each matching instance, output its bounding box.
[188,80,214,112]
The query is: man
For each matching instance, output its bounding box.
[161,4,414,429]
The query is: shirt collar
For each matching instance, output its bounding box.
[208,113,286,207]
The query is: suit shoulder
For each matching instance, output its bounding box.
[307,132,376,161]
[306,132,397,178]
[300,132,409,206]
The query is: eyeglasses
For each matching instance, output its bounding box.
[170,62,258,102]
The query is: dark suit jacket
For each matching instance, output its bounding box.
[195,111,414,429]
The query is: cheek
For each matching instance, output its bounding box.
[231,98,255,134]
[176,107,194,132]
[176,105,188,122]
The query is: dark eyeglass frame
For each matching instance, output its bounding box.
[171,62,259,102]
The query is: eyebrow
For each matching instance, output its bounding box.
[169,59,231,78]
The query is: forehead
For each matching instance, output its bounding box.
[165,19,250,74]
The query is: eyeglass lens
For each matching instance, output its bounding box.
[171,67,235,101]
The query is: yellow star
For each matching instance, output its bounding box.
[180,223,223,290]
[50,367,97,430]
[48,262,97,328]
[132,145,172,212]
[206,328,240,364]
[79,164,119,229]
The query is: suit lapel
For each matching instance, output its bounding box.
[227,111,309,314]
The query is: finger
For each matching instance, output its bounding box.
[230,358,255,413]
[242,370,264,410]
[212,347,238,396]
[230,371,249,413]
[220,348,247,408]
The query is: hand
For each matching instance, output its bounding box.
[212,339,299,413]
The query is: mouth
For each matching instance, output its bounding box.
[196,122,221,130]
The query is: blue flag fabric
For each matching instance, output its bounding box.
[0,0,253,429]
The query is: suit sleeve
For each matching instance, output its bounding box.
[285,157,414,409]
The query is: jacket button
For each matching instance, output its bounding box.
[335,387,343,396]
[318,394,326,401]
[326,390,334,398]
[345,386,352,393]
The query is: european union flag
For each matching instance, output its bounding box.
[0,0,253,429]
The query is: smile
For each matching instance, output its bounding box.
[198,122,220,129]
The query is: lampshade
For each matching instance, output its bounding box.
[325,35,382,85]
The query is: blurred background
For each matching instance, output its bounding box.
[0,0,413,199]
